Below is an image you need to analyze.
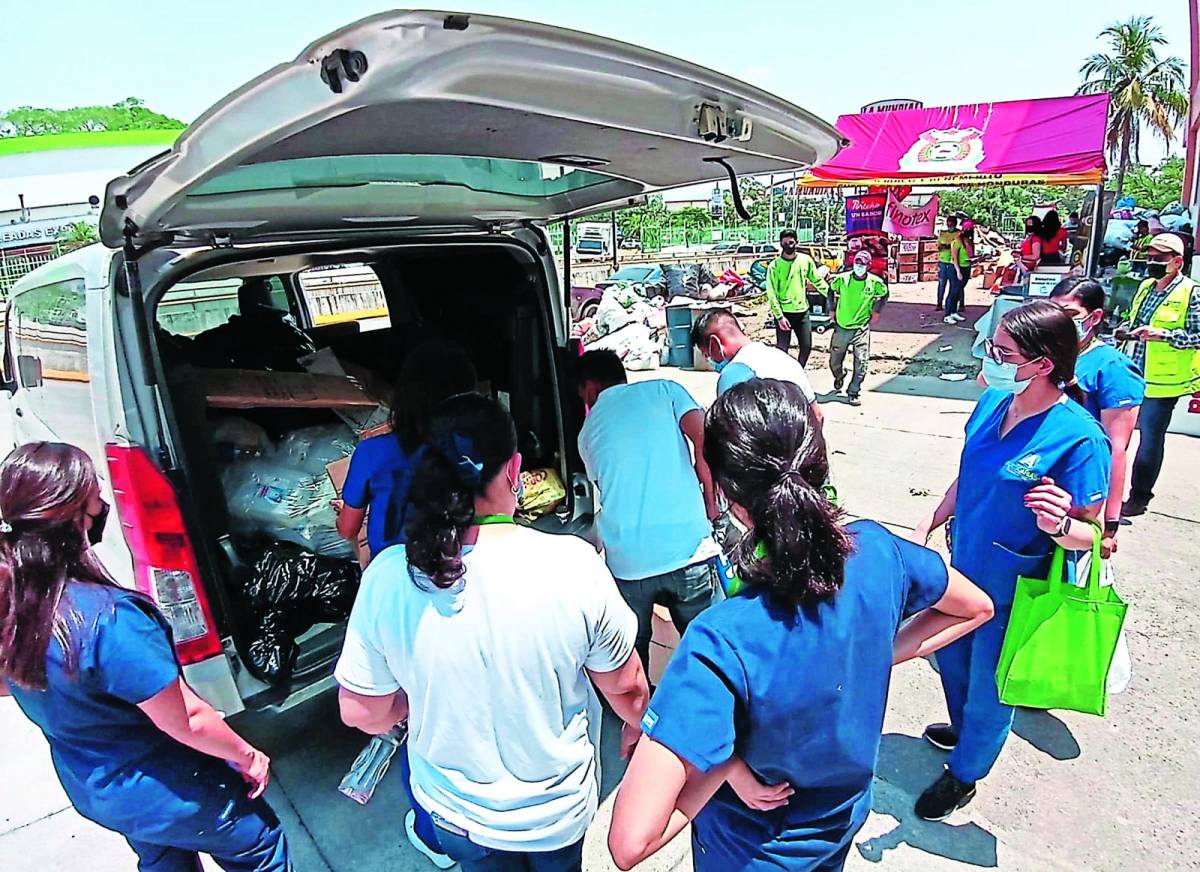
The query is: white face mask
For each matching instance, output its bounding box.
[852,264,868,278]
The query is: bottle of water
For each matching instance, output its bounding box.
[337,723,407,805]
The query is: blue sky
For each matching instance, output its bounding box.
[3,0,1191,166]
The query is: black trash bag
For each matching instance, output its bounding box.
[245,609,298,684]
[243,543,359,614]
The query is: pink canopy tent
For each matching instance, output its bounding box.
[799,94,1109,188]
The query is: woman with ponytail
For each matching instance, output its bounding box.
[1050,277,1144,557]
[912,299,1112,821]
[0,443,291,871]
[608,379,992,872]
[335,393,648,872]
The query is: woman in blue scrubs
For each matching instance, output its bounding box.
[0,443,290,871]
[913,300,1112,820]
[608,379,994,871]
[1049,278,1144,557]
[335,339,476,870]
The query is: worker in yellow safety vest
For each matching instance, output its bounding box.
[1119,233,1200,518]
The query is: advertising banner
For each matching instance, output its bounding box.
[882,192,939,238]
[845,193,886,236]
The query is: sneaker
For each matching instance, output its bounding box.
[923,723,958,751]
[833,378,844,393]
[943,315,958,325]
[951,313,967,323]
[847,394,862,406]
[405,810,457,869]
[915,771,977,821]
[1121,499,1148,518]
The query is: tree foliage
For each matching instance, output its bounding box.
[937,186,1086,233]
[1120,157,1184,210]
[1076,15,1188,196]
[0,98,185,137]
[57,221,100,253]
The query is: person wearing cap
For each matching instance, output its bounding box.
[827,251,889,406]
[1118,232,1200,517]
[767,229,830,368]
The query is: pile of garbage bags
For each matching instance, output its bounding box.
[239,543,360,683]
[577,282,667,371]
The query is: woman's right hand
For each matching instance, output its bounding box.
[726,757,793,811]
[232,747,271,799]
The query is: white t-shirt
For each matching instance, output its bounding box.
[717,342,818,402]
[334,524,636,851]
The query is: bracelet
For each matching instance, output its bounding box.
[1104,520,1120,535]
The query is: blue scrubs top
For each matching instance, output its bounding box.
[1074,341,1145,423]
[641,520,949,870]
[342,432,424,556]
[951,389,1111,606]
[9,583,281,848]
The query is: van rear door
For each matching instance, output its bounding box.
[100,10,840,248]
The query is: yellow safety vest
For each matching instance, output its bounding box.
[1129,276,1200,398]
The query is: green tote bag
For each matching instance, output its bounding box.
[995,523,1128,716]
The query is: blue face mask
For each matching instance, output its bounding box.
[981,357,1035,394]
[711,358,729,373]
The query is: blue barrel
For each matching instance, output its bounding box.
[666,306,695,367]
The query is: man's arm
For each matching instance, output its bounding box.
[1167,287,1200,349]
[679,408,718,520]
[765,261,784,319]
[338,687,410,735]
[588,653,650,759]
[805,255,830,294]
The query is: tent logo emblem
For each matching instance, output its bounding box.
[898,127,985,174]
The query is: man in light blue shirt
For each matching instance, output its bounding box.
[575,350,721,674]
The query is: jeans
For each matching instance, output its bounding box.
[775,311,814,367]
[936,261,956,307]
[944,269,966,316]
[829,326,870,397]
[399,742,444,855]
[936,606,1015,784]
[1130,394,1182,504]
[617,556,722,675]
[434,828,584,872]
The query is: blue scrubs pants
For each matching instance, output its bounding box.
[399,742,445,854]
[936,606,1015,784]
[122,793,289,872]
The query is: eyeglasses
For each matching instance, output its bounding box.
[983,338,1033,365]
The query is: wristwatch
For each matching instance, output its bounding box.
[1053,516,1072,538]
[1104,520,1121,535]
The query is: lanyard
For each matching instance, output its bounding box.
[474,514,515,526]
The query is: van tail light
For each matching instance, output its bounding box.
[106,444,223,665]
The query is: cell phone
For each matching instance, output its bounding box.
[1113,327,1132,341]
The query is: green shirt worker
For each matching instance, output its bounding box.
[936,216,959,310]
[1119,233,1200,517]
[828,251,889,406]
[767,229,829,368]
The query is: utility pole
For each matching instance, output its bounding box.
[768,174,775,242]
[611,210,619,270]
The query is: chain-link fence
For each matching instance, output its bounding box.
[0,244,65,296]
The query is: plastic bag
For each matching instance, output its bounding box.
[244,609,297,683]
[222,459,353,558]
[244,542,360,621]
[211,417,273,462]
[518,468,567,520]
[1073,548,1132,695]
[276,423,356,476]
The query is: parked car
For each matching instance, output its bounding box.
[571,284,604,321]
[596,264,664,292]
[2,10,838,716]
[711,240,746,255]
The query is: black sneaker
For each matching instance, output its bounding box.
[923,724,958,751]
[1121,499,1148,518]
[916,771,977,821]
[833,378,844,393]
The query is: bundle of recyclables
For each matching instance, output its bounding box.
[995,523,1129,716]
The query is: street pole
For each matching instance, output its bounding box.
[562,217,572,324]
[611,210,619,271]
[792,172,800,237]
[1086,181,1105,277]
[768,174,775,243]
[824,194,832,242]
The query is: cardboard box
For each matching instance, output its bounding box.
[326,456,371,569]
[202,369,377,409]
[898,253,919,267]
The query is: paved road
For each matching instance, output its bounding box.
[2,368,1197,871]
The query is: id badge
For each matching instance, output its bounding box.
[429,812,468,838]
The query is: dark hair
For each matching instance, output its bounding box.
[390,340,478,453]
[1024,215,1042,235]
[703,379,851,608]
[1049,276,1106,313]
[779,229,797,242]
[572,349,627,389]
[690,308,741,350]
[998,301,1086,405]
[945,215,958,229]
[404,394,518,589]
[1137,219,1150,232]
[0,443,121,689]
[1037,210,1061,243]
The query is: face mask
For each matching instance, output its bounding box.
[981,357,1036,395]
[1073,317,1092,342]
[781,241,796,253]
[87,499,110,546]
[707,339,729,372]
[1147,260,1169,280]
[852,264,868,278]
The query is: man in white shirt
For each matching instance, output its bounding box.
[574,350,722,676]
[691,308,824,427]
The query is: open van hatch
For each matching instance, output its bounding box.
[100,9,840,247]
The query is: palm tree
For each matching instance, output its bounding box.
[57,221,99,253]
[1077,15,1188,199]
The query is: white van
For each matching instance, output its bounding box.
[1,10,838,716]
